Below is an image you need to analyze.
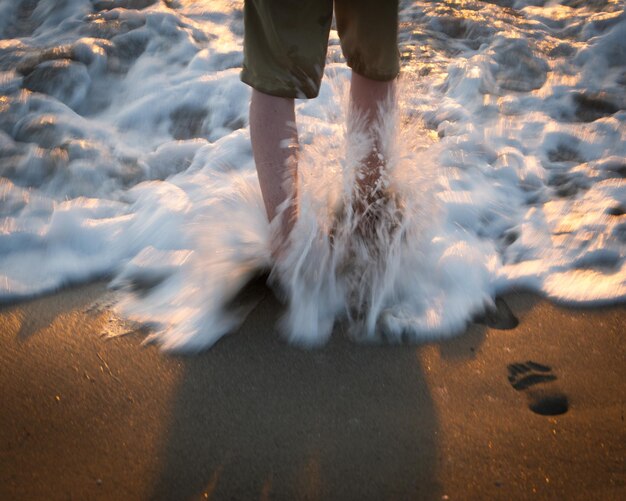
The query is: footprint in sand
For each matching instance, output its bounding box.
[507,361,569,416]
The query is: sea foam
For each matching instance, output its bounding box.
[0,0,624,350]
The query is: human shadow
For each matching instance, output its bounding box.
[150,282,442,500]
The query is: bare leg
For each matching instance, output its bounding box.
[349,72,396,206]
[249,89,299,257]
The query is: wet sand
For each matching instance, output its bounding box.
[0,282,624,500]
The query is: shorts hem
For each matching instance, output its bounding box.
[241,68,320,99]
[347,59,400,83]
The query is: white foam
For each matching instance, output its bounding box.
[0,0,624,350]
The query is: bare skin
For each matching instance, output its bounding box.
[250,72,396,257]
[249,90,298,256]
[349,72,396,206]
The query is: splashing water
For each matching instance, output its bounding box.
[271,86,442,347]
[0,0,625,351]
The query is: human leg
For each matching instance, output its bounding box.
[335,0,400,207]
[249,89,298,253]
[242,0,333,256]
[349,72,396,204]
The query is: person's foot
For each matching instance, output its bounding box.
[354,188,403,241]
[328,185,405,341]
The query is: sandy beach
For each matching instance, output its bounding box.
[1,1,625,499]
[0,282,624,501]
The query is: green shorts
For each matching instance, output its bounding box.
[241,0,400,99]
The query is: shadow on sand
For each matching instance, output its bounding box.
[150,282,443,500]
